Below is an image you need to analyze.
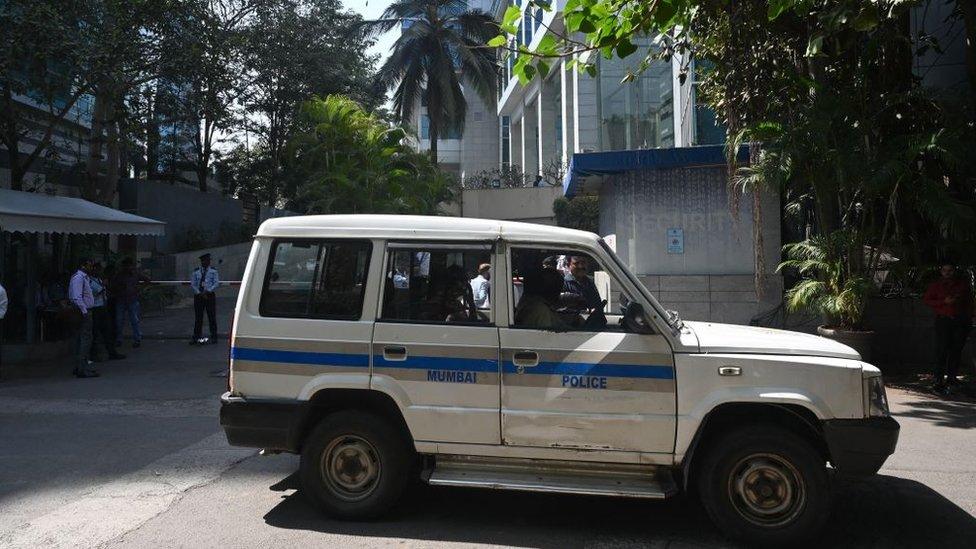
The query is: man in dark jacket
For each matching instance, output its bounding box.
[923,264,974,394]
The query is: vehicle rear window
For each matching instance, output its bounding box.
[260,240,371,319]
[380,245,493,325]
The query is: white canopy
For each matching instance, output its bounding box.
[0,188,165,236]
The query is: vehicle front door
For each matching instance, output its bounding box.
[498,246,676,455]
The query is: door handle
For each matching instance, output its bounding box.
[512,351,539,368]
[383,345,407,361]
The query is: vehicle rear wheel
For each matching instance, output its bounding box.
[696,425,829,546]
[300,410,413,519]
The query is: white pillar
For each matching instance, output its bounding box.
[561,59,576,165]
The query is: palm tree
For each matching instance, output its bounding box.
[359,0,499,165]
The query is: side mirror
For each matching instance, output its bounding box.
[623,302,654,334]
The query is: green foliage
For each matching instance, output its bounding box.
[779,232,874,329]
[499,0,976,330]
[284,95,459,216]
[553,195,600,234]
[358,0,499,163]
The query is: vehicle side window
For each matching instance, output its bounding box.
[260,240,371,319]
[510,247,638,333]
[380,246,492,325]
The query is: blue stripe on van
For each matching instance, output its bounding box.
[231,347,368,368]
[373,355,499,373]
[231,346,673,380]
[502,361,674,380]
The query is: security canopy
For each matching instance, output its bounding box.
[562,144,750,197]
[0,187,165,236]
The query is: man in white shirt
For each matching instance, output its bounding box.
[470,263,491,309]
[68,258,99,377]
[190,253,220,344]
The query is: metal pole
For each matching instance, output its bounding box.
[25,233,38,345]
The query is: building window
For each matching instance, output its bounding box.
[597,51,674,151]
[534,8,543,31]
[501,116,511,167]
[421,115,462,140]
[691,60,725,145]
[524,16,532,44]
[260,240,372,319]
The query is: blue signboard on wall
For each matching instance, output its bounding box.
[667,228,684,254]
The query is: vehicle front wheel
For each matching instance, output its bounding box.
[300,410,413,519]
[696,425,830,546]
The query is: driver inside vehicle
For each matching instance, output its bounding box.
[514,268,579,331]
[561,255,608,329]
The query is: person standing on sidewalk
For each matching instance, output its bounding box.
[68,259,99,378]
[112,257,150,348]
[190,253,219,345]
[923,263,974,394]
[89,262,125,362]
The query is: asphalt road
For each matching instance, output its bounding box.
[1,340,974,548]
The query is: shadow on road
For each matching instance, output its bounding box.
[260,471,976,547]
[896,398,976,429]
[264,472,729,548]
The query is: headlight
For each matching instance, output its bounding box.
[863,375,890,417]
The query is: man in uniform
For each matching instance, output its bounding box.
[190,253,220,344]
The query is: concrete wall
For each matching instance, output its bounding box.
[168,241,253,282]
[460,92,501,178]
[575,70,600,152]
[444,185,563,224]
[600,165,782,324]
[119,178,243,254]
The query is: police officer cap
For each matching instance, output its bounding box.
[199,253,212,261]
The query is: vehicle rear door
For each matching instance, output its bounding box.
[370,242,501,445]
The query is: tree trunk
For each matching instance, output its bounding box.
[197,119,211,192]
[961,0,976,111]
[429,125,438,166]
[103,104,121,204]
[85,85,109,202]
[1,84,25,191]
[146,94,160,178]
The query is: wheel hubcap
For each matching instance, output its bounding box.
[728,453,805,527]
[320,435,381,502]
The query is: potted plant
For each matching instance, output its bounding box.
[779,231,876,360]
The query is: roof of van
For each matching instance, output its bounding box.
[256,214,601,246]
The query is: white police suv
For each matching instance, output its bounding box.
[220,215,898,546]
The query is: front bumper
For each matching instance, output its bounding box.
[823,416,900,476]
[219,392,307,452]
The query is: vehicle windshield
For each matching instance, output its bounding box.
[597,239,678,330]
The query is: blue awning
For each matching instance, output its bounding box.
[562,144,749,197]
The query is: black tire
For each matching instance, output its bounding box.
[696,424,830,547]
[299,410,413,519]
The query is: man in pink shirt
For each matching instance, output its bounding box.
[68,258,99,378]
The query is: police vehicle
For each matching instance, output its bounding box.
[220,215,898,546]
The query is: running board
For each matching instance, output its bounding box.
[424,455,677,499]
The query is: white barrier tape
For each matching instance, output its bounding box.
[150,281,242,286]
